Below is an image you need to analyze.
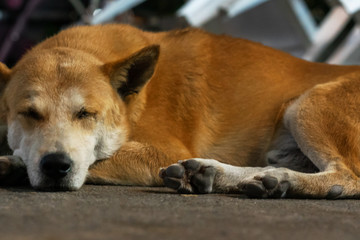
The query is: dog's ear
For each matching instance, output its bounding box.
[103,45,160,99]
[0,62,10,92]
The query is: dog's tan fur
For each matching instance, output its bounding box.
[0,24,360,197]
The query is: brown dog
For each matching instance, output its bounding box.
[0,24,359,198]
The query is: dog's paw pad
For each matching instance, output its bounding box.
[326,185,343,199]
[160,159,220,194]
[164,164,185,178]
[239,170,291,198]
[191,167,216,193]
[243,181,267,198]
[163,176,182,189]
[160,164,186,191]
[182,159,201,171]
[261,176,278,189]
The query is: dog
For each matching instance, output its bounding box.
[0,24,359,198]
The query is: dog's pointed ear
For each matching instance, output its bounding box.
[103,45,160,99]
[0,62,10,91]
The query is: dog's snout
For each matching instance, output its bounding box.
[40,152,72,179]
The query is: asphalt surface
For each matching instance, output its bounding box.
[0,185,359,240]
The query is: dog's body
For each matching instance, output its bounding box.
[0,24,360,197]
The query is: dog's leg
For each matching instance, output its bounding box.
[239,80,360,198]
[159,158,271,193]
[0,156,28,185]
[0,126,28,185]
[237,167,358,199]
[159,156,356,198]
[87,141,190,186]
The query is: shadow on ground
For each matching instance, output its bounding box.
[0,185,359,240]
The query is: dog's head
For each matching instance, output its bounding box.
[0,44,159,190]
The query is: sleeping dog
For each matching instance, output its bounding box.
[0,24,359,198]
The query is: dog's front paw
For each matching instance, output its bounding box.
[160,158,221,194]
[0,156,28,186]
[238,168,291,198]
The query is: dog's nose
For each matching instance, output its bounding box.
[40,152,72,179]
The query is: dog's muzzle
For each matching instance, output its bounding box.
[40,152,72,180]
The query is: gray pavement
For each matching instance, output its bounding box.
[0,185,359,240]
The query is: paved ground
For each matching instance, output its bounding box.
[0,185,359,240]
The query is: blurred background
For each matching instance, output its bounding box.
[0,0,360,67]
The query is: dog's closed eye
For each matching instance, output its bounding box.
[75,107,97,120]
[19,108,43,121]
